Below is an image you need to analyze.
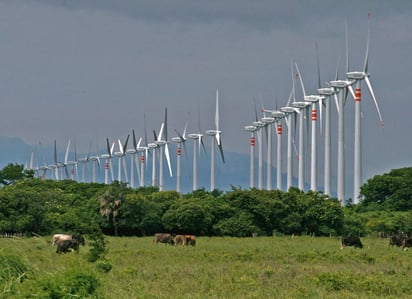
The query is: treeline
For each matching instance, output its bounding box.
[1,163,412,237]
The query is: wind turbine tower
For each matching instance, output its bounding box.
[346,14,384,203]
[244,125,257,189]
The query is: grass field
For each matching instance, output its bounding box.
[1,235,412,298]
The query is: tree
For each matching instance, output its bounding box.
[0,163,33,186]
[99,185,125,236]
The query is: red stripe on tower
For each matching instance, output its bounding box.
[141,155,145,163]
[277,124,282,135]
[105,161,109,170]
[355,88,361,102]
[312,109,317,121]
[177,147,181,156]
[250,136,255,146]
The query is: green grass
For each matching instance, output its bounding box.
[1,236,412,298]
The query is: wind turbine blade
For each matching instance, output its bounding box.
[109,160,114,182]
[122,158,128,182]
[334,93,340,114]
[137,137,142,149]
[290,59,296,103]
[158,123,164,141]
[153,130,158,142]
[106,138,111,156]
[86,140,92,160]
[318,100,323,136]
[254,97,259,121]
[164,108,168,141]
[183,120,188,139]
[165,143,173,177]
[217,136,225,163]
[200,136,206,154]
[110,142,115,156]
[365,76,384,127]
[295,63,306,97]
[118,139,123,154]
[54,140,57,165]
[364,13,371,73]
[144,113,148,146]
[64,140,71,164]
[132,129,137,149]
[347,85,355,100]
[345,18,350,73]
[334,57,340,81]
[123,134,130,151]
[316,41,321,89]
[215,89,219,130]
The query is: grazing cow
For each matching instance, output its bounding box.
[153,233,174,245]
[52,234,85,246]
[174,235,186,246]
[389,235,404,247]
[402,238,412,251]
[185,235,196,246]
[341,236,363,249]
[56,239,79,254]
[52,234,72,246]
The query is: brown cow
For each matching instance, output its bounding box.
[174,235,186,246]
[185,235,196,246]
[153,233,174,245]
[341,236,363,249]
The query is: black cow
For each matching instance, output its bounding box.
[341,236,363,249]
[153,233,174,245]
[56,239,79,254]
[402,238,412,251]
[389,235,404,247]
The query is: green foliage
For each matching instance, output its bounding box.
[86,232,108,263]
[360,167,412,211]
[0,163,33,186]
[32,268,101,298]
[0,251,32,296]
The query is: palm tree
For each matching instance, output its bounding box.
[99,185,124,236]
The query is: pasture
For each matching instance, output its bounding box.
[1,235,412,298]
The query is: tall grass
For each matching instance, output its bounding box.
[1,236,412,298]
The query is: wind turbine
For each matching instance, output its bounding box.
[205,90,225,191]
[295,63,325,191]
[346,14,384,203]
[88,139,101,183]
[261,105,285,190]
[280,64,302,190]
[172,121,188,193]
[252,99,265,190]
[316,41,336,197]
[329,19,355,203]
[289,67,312,192]
[187,112,206,191]
[63,140,78,180]
[126,130,142,188]
[244,125,257,189]
[155,108,173,191]
[114,135,130,183]
[101,138,115,184]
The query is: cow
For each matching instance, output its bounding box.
[185,235,196,246]
[56,239,79,254]
[153,233,174,245]
[52,234,85,246]
[341,236,363,249]
[389,235,404,247]
[402,238,412,251]
[174,235,186,246]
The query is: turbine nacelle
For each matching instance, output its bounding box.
[270,111,285,119]
[346,71,367,80]
[291,102,310,109]
[261,117,275,124]
[171,136,184,143]
[244,125,257,132]
[147,143,158,149]
[304,95,324,103]
[100,154,110,159]
[205,129,219,136]
[187,133,202,140]
[252,121,265,128]
[317,87,335,96]
[329,80,353,89]
[280,106,299,114]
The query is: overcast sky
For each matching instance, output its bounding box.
[0,0,411,194]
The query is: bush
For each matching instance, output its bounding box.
[0,252,32,296]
